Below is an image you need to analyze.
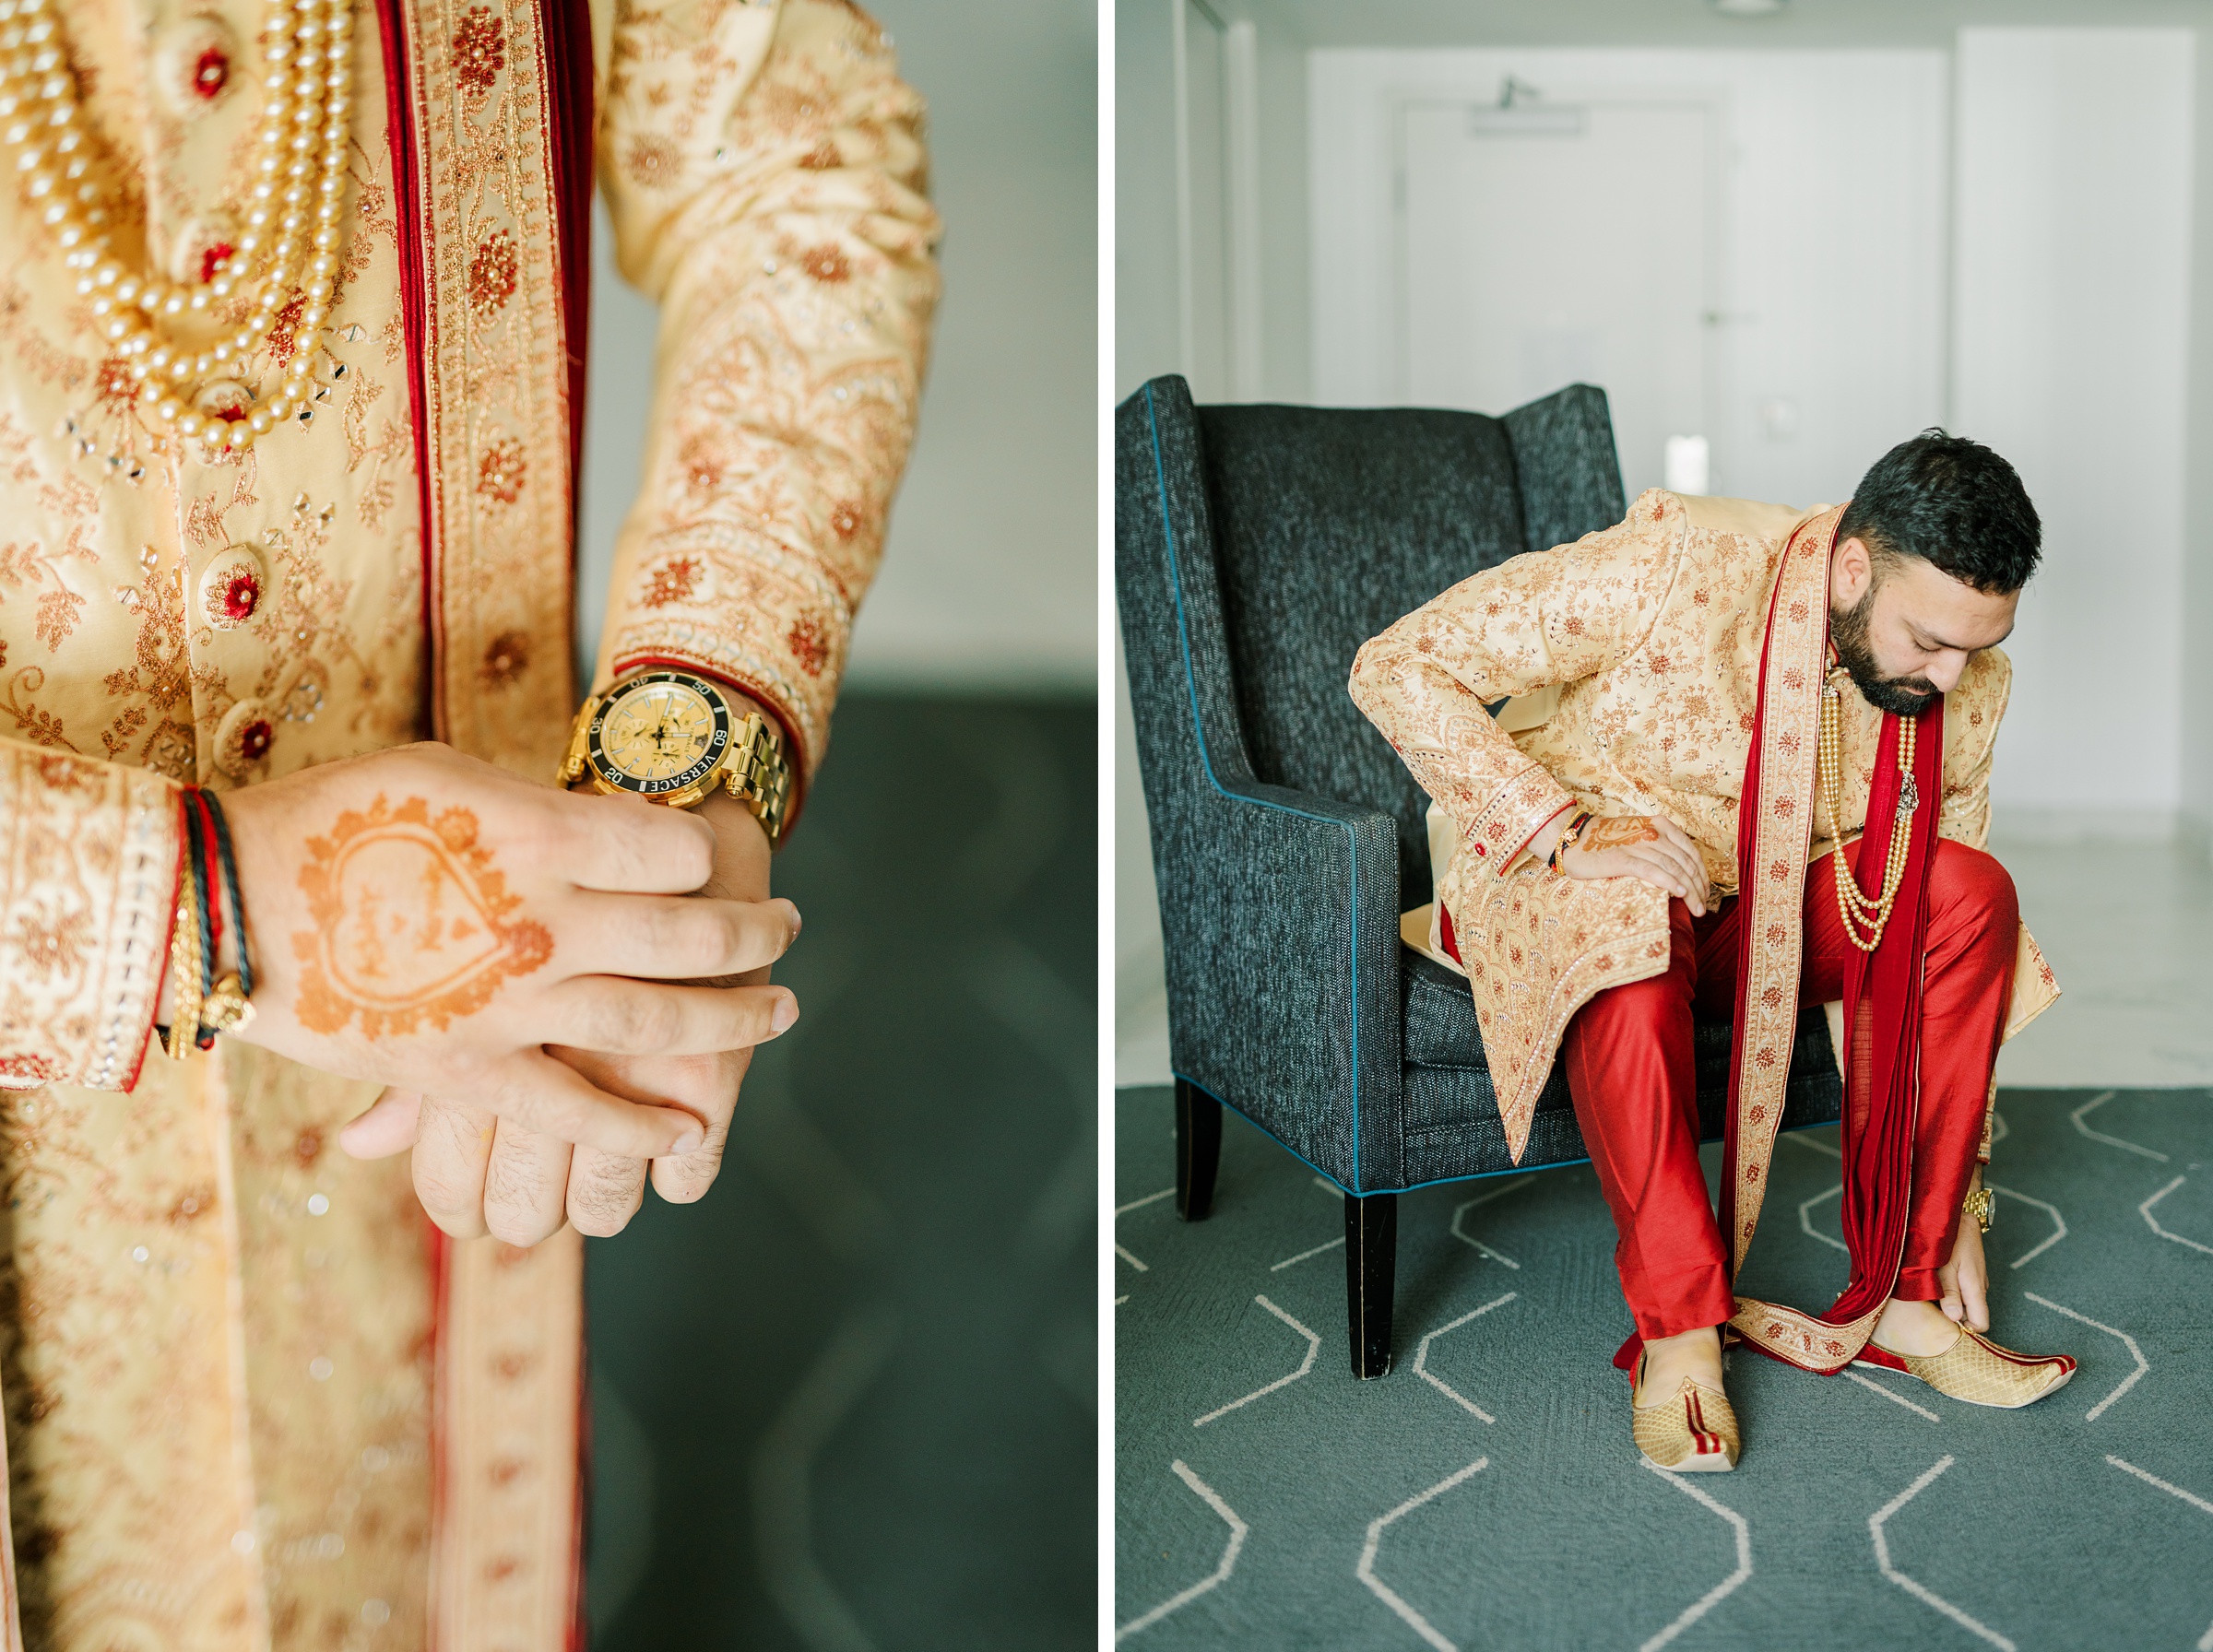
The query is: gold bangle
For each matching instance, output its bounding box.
[167,870,205,1063]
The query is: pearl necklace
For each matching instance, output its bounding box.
[1817,671,1920,953]
[0,0,352,458]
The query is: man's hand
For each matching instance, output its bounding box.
[1531,809,1713,916]
[1937,1171,1992,1331]
[340,760,789,1245]
[215,740,799,1162]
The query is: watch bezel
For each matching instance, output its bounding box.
[585,670,733,799]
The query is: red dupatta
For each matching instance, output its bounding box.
[376,2,596,1646]
[1717,510,1944,1374]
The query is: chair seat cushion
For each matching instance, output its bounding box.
[1398,947,1844,1186]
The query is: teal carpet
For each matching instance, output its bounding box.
[585,696,1095,1651]
[1115,1084,2213,1650]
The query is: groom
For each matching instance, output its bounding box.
[1350,431,2073,1471]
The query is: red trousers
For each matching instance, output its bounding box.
[1562,840,2018,1342]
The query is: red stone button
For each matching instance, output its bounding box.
[155,18,240,113]
[198,542,267,631]
[215,697,275,777]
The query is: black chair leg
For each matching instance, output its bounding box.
[1174,1079,1222,1221]
[1344,1192,1397,1378]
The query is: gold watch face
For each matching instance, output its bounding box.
[586,672,731,798]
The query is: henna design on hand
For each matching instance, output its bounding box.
[1580,815,1662,851]
[292,795,551,1038]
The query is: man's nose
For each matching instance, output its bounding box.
[1926,652,1969,693]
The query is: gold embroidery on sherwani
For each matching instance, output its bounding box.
[398,0,578,780]
[594,0,941,783]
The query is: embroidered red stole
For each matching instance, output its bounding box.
[1717,510,1944,1373]
[380,1,594,1643]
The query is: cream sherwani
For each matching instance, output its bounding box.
[1349,490,2056,1167]
[0,0,939,1643]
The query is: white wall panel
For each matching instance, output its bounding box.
[1955,29,2194,820]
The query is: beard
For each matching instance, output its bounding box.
[1829,584,1937,717]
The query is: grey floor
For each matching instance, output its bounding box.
[585,694,1095,1652]
[1115,1084,2213,1650]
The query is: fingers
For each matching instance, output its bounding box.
[567,892,801,981]
[1958,1254,1990,1332]
[650,1114,733,1205]
[550,1044,740,1212]
[338,1088,424,1159]
[485,1049,710,1157]
[567,1147,649,1237]
[562,791,718,894]
[413,1094,497,1238]
[648,1046,749,1205]
[1617,846,1706,910]
[1639,826,1710,914]
[538,977,799,1058]
[482,1119,574,1247]
[1652,816,1716,909]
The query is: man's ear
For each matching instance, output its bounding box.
[1833,535,1874,607]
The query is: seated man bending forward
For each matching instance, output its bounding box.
[1350,431,2072,1471]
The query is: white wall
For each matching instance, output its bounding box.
[576,0,1097,694]
[1955,29,2195,829]
[1308,48,1951,509]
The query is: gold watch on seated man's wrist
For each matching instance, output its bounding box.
[561,667,792,844]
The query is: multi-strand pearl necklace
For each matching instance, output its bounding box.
[0,0,352,458]
[1817,671,1920,953]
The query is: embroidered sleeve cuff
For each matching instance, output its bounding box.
[0,749,181,1093]
[1463,770,1580,878]
[599,523,853,788]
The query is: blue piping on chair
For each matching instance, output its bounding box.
[1143,382,1367,1193]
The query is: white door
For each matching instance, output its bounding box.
[1399,96,1716,499]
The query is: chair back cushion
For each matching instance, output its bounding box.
[1193,389,1621,888]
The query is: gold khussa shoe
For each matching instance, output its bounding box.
[1630,1355,1740,1472]
[1854,1326,2076,1409]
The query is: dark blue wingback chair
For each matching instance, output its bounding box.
[1115,374,1843,1378]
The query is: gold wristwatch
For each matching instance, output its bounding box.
[1963,1186,1994,1235]
[561,668,792,844]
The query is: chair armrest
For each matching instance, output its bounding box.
[1148,772,1405,1191]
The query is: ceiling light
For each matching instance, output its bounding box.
[1710,0,1786,16]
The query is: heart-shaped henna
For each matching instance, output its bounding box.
[292,795,551,1038]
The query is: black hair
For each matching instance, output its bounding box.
[1835,429,2041,595]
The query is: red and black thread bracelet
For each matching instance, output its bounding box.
[195,787,256,1041]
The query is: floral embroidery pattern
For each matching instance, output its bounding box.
[453,6,505,94]
[799,242,850,283]
[476,436,526,504]
[467,230,518,317]
[787,614,829,677]
[642,555,700,608]
[479,628,529,688]
[622,135,681,188]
